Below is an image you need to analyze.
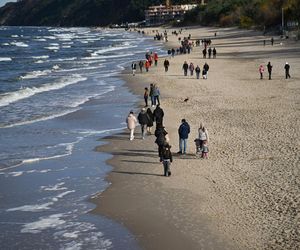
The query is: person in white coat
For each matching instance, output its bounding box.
[198,123,209,150]
[126,111,137,140]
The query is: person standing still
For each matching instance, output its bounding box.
[154,52,158,66]
[131,62,137,76]
[259,65,265,79]
[267,62,273,80]
[126,111,137,141]
[178,119,190,154]
[164,59,170,72]
[182,61,189,76]
[139,60,144,73]
[271,37,274,46]
[144,87,149,107]
[284,62,291,79]
[195,65,201,79]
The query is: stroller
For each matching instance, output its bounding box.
[194,138,202,155]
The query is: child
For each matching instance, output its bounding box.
[161,143,173,177]
[201,140,209,159]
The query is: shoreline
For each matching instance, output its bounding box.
[91,26,300,249]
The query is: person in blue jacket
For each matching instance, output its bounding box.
[178,119,190,154]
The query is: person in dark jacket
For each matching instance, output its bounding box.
[267,62,273,80]
[208,47,212,59]
[195,65,201,79]
[212,48,217,58]
[138,108,150,139]
[284,62,291,79]
[161,142,173,177]
[164,59,170,72]
[178,119,190,154]
[155,124,168,161]
[203,62,209,79]
[182,61,189,76]
[153,104,164,127]
[146,108,154,134]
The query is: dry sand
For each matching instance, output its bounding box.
[92,26,300,249]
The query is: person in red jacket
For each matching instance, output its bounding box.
[145,60,150,72]
[154,52,158,66]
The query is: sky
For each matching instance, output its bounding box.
[0,0,16,7]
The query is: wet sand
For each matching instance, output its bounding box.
[91,27,300,249]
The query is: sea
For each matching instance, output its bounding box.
[0,26,164,250]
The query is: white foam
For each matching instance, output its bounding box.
[2,43,10,46]
[20,70,51,79]
[62,45,71,48]
[7,202,53,212]
[56,190,75,199]
[35,60,45,64]
[11,35,19,38]
[32,55,49,59]
[0,74,87,107]
[21,214,65,233]
[54,57,77,62]
[63,232,79,239]
[83,53,134,60]
[45,46,60,51]
[34,38,47,42]
[8,171,23,177]
[41,182,67,191]
[11,42,29,47]
[0,57,12,62]
[52,65,60,70]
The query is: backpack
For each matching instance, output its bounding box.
[155,134,165,146]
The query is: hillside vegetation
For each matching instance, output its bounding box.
[182,0,300,30]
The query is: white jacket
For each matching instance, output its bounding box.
[126,114,137,130]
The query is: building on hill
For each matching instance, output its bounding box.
[145,1,206,26]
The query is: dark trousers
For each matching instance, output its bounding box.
[163,160,171,176]
[268,71,272,80]
[154,96,160,105]
[144,96,148,107]
[285,70,290,79]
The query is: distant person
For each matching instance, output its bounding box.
[126,111,137,141]
[182,61,189,76]
[201,140,209,159]
[259,65,265,79]
[152,84,160,106]
[144,87,149,107]
[154,52,158,66]
[138,108,150,140]
[139,60,144,73]
[284,62,291,79]
[212,47,217,58]
[202,48,207,58]
[271,37,274,46]
[189,62,195,76]
[146,108,154,134]
[150,83,155,106]
[155,124,169,161]
[161,143,173,176]
[267,62,273,80]
[263,40,266,46]
[164,59,170,72]
[195,65,201,79]
[198,123,209,150]
[178,119,190,154]
[208,47,212,59]
[145,60,150,72]
[153,104,164,126]
[131,62,136,76]
[203,62,209,79]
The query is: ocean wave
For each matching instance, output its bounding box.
[82,53,134,60]
[34,38,47,42]
[2,43,10,46]
[0,74,87,107]
[34,60,45,64]
[11,42,29,47]
[32,55,49,59]
[0,57,12,62]
[91,44,136,56]
[20,70,51,79]
[45,46,60,51]
[7,202,54,212]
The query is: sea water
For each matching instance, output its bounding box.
[0,26,164,249]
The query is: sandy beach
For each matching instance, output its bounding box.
[91,26,300,249]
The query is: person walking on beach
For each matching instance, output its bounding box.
[144,87,149,107]
[195,65,201,79]
[153,104,164,127]
[152,84,160,106]
[155,124,169,161]
[203,62,209,79]
[202,48,207,58]
[259,65,265,79]
[198,123,209,150]
[178,119,190,154]
[189,62,195,76]
[161,142,173,176]
[138,60,144,73]
[126,111,137,141]
[154,52,158,66]
[201,140,209,159]
[208,47,212,59]
[145,60,150,72]
[146,108,154,135]
[267,62,273,80]
[164,59,170,72]
[150,83,155,107]
[284,62,291,79]
[213,47,217,58]
[182,61,189,76]
[131,62,137,76]
[138,108,150,140]
[271,37,274,46]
